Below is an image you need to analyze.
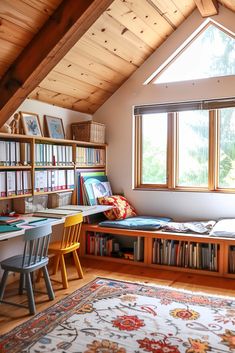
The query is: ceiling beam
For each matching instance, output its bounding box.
[0,0,114,126]
[194,0,219,17]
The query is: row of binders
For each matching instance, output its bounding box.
[34,169,75,192]
[0,141,31,166]
[76,147,105,166]
[35,143,73,166]
[152,239,218,271]
[0,171,32,196]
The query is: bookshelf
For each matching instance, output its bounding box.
[81,224,235,278]
[0,132,107,200]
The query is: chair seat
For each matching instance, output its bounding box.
[0,224,54,315]
[1,255,49,273]
[48,241,80,254]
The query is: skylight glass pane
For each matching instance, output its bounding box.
[155,24,235,84]
[177,111,209,187]
[141,114,167,184]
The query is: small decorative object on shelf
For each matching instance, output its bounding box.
[20,111,42,136]
[71,121,105,143]
[44,115,65,139]
[9,113,21,134]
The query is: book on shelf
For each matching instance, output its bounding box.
[0,172,6,197]
[6,171,16,196]
[79,171,112,206]
[0,140,30,166]
[134,237,144,261]
[16,170,23,195]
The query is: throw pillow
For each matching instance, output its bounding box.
[98,195,137,220]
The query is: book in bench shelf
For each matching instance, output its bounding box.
[33,208,80,219]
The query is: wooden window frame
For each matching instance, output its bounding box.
[134,104,235,193]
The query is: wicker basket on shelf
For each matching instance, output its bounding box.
[71,121,105,143]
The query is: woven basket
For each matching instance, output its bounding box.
[71,121,105,143]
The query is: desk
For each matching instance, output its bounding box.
[0,217,64,242]
[0,205,112,242]
[0,205,112,275]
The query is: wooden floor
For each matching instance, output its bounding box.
[1,258,235,335]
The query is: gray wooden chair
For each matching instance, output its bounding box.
[0,224,55,315]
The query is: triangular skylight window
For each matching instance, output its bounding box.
[152,22,235,84]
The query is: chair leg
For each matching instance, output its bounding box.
[0,270,9,301]
[53,255,60,275]
[60,255,68,289]
[42,266,55,301]
[19,273,25,295]
[73,250,84,279]
[25,272,36,315]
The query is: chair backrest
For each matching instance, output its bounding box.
[60,213,83,249]
[22,224,52,267]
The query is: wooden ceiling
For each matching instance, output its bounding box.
[0,0,234,121]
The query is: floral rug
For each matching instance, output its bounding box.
[1,278,235,353]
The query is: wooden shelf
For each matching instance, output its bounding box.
[0,132,107,147]
[75,164,105,168]
[0,194,33,200]
[0,165,32,170]
[34,189,74,195]
[83,254,146,266]
[34,165,74,169]
[148,263,220,276]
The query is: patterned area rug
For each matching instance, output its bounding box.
[0,277,235,353]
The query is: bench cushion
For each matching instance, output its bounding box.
[99,216,171,230]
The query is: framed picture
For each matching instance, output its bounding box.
[44,115,65,139]
[20,112,42,137]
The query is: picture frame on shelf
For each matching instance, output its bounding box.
[20,112,43,137]
[44,115,65,139]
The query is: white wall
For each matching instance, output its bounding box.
[10,99,92,140]
[94,5,235,221]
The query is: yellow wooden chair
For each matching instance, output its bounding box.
[48,213,83,289]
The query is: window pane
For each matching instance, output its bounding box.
[155,24,235,83]
[219,108,235,188]
[177,111,209,187]
[141,114,167,184]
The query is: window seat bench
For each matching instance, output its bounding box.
[80,223,235,279]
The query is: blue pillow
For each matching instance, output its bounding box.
[99,216,171,230]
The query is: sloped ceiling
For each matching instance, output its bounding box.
[0,0,234,117]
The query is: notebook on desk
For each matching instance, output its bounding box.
[0,216,23,224]
[33,208,80,219]
[57,205,113,217]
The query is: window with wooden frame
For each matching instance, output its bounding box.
[134,99,235,192]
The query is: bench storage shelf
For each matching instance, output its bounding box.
[81,223,235,278]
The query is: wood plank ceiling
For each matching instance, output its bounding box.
[0,0,235,116]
